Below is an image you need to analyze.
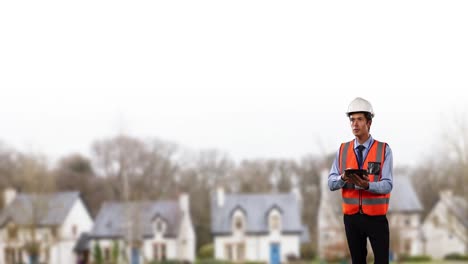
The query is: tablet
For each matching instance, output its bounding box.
[345,169,368,179]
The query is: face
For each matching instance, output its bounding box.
[349,113,371,138]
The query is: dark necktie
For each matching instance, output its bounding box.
[357,145,365,169]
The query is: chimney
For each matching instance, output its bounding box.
[4,188,17,207]
[290,173,303,215]
[290,173,302,203]
[217,186,225,207]
[178,193,189,213]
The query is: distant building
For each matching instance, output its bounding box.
[0,189,93,264]
[318,170,424,260]
[422,190,467,259]
[86,193,195,264]
[211,187,309,264]
[387,177,424,257]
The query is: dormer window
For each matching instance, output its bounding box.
[235,216,243,230]
[7,223,18,240]
[153,218,166,234]
[270,214,280,230]
[156,221,163,232]
[231,209,246,233]
[268,208,282,231]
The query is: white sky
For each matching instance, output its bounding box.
[1,1,467,167]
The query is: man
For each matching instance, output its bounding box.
[328,97,393,264]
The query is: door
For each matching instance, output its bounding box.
[270,243,280,264]
[131,247,140,264]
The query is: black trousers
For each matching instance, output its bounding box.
[344,213,389,264]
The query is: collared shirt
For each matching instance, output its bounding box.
[328,135,393,194]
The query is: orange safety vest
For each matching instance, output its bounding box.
[339,139,390,216]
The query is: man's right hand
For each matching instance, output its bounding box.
[340,173,349,182]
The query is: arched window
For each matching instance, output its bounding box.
[153,218,166,234]
[231,209,246,233]
[269,209,281,231]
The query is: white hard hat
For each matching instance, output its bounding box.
[346,97,375,118]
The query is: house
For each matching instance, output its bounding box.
[87,193,195,263]
[387,176,424,257]
[211,187,309,264]
[422,190,467,259]
[318,170,424,260]
[0,188,93,264]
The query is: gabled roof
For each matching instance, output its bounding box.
[441,194,468,228]
[211,192,303,235]
[90,200,181,239]
[0,192,80,227]
[389,176,423,213]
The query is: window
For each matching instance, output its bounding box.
[404,218,411,227]
[7,224,18,240]
[270,214,280,230]
[104,247,111,261]
[156,221,163,232]
[44,247,50,262]
[72,225,78,237]
[153,243,166,261]
[235,216,243,230]
[237,243,245,261]
[404,239,411,254]
[5,247,23,264]
[224,244,233,260]
[51,227,58,238]
[224,243,245,261]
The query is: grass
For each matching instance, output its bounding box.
[307,261,465,264]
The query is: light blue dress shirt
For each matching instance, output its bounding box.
[328,135,393,194]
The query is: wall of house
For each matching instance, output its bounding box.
[61,199,94,240]
[57,198,93,264]
[0,242,3,264]
[388,212,424,256]
[90,238,178,262]
[215,232,300,262]
[143,237,177,260]
[50,240,77,264]
[90,239,123,262]
[422,202,467,259]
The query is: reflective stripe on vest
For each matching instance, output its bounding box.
[339,139,390,216]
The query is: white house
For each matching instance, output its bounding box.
[211,187,309,264]
[387,176,424,258]
[0,188,94,264]
[88,193,195,264]
[318,170,424,261]
[422,190,467,259]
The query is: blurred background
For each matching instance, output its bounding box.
[0,1,467,263]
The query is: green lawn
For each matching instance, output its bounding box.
[308,261,465,264]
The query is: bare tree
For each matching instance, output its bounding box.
[0,142,20,207]
[411,113,468,254]
[7,153,56,264]
[92,135,180,201]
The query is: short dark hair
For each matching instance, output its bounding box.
[348,111,373,122]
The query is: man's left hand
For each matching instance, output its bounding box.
[348,173,370,189]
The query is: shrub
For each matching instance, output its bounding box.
[198,243,214,259]
[300,243,315,260]
[93,242,103,264]
[444,253,468,260]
